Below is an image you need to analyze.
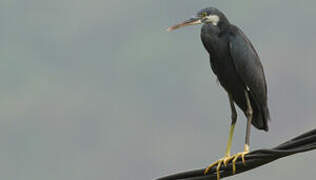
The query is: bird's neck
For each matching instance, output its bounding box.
[215,15,230,31]
[218,21,231,32]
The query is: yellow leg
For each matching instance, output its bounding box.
[204,94,237,180]
[204,123,236,179]
[224,123,235,159]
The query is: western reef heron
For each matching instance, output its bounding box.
[167,7,270,180]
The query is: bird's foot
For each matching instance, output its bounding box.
[204,155,234,180]
[204,145,250,180]
[229,144,250,174]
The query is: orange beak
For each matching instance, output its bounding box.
[167,17,202,32]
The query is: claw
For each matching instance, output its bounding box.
[204,156,232,180]
[223,156,234,166]
[231,147,249,174]
[231,151,248,174]
[204,149,249,180]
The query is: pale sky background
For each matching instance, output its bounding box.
[1,0,316,180]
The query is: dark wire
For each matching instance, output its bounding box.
[156,129,316,180]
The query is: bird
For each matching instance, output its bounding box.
[167,7,270,179]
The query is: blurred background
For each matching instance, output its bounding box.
[1,0,316,179]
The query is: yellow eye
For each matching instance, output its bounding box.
[202,12,208,17]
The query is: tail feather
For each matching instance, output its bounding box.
[249,95,270,131]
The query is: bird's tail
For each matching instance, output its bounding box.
[250,97,270,132]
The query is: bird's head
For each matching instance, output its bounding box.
[167,7,229,31]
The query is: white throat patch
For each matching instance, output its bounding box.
[206,15,220,26]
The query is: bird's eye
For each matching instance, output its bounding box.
[201,12,208,17]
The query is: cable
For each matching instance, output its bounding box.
[156,129,316,180]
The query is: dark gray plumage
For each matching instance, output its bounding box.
[199,7,270,131]
[167,7,271,178]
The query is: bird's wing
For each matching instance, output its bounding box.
[228,27,268,107]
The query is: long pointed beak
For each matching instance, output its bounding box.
[167,17,202,32]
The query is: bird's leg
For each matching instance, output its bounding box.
[244,89,253,152]
[230,90,253,174]
[204,94,237,180]
[224,94,238,164]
